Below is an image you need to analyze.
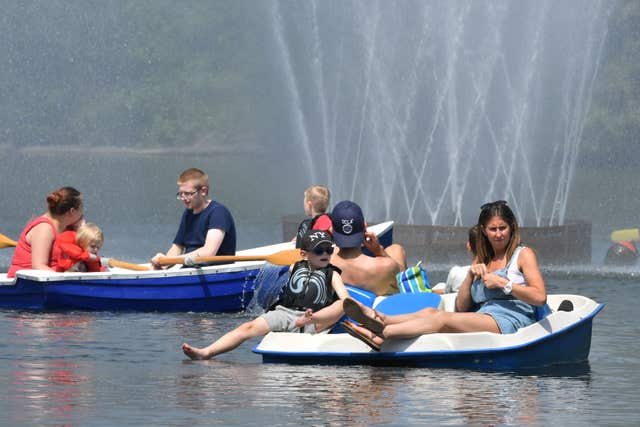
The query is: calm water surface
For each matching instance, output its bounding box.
[0,276,638,426]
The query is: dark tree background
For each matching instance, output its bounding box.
[0,0,637,167]
[582,0,640,168]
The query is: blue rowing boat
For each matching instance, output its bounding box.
[253,292,604,370]
[0,221,393,312]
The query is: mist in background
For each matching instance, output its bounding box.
[1,0,638,263]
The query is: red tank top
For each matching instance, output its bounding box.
[7,216,58,278]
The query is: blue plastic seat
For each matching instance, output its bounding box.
[345,285,376,307]
[330,289,442,333]
[534,303,552,321]
[374,292,441,315]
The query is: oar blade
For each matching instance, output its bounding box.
[611,228,640,242]
[0,233,17,249]
[265,248,302,266]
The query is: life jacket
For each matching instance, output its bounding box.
[275,260,339,312]
[52,230,104,273]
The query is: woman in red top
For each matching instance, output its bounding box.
[8,187,84,278]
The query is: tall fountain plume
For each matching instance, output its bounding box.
[270,0,611,226]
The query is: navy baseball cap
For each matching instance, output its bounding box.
[331,200,365,248]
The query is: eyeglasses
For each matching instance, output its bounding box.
[312,246,334,256]
[176,190,199,200]
[480,200,508,210]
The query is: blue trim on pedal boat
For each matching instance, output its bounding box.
[254,302,604,370]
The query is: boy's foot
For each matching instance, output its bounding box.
[295,309,314,328]
[182,342,211,360]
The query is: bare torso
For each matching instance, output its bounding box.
[331,248,400,296]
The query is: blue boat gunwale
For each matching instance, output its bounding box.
[2,260,267,284]
[0,221,394,312]
[1,220,395,285]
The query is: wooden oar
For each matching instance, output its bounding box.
[611,228,640,242]
[105,258,151,271]
[157,248,302,267]
[0,232,18,249]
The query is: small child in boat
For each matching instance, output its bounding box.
[293,184,333,248]
[53,223,106,272]
[182,230,349,360]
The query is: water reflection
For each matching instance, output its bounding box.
[512,361,592,378]
[177,361,402,425]
[174,358,594,426]
[0,276,634,425]
[7,313,94,426]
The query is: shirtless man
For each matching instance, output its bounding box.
[329,200,407,295]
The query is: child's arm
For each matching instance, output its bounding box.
[57,240,92,262]
[331,272,350,300]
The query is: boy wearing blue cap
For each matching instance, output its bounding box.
[182,230,349,360]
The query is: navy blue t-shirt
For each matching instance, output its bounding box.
[173,201,236,255]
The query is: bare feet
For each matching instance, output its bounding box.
[341,320,384,350]
[295,309,314,328]
[182,342,211,360]
[343,298,386,336]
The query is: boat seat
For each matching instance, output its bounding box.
[534,303,552,321]
[330,290,441,334]
[345,285,376,307]
[373,292,441,315]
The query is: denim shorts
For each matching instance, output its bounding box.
[260,305,317,333]
[477,300,535,334]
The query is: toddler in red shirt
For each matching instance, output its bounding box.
[54,223,105,272]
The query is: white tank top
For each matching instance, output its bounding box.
[506,246,526,285]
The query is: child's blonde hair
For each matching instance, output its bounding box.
[76,223,104,250]
[304,185,330,214]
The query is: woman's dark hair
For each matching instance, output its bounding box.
[476,200,520,264]
[46,187,83,216]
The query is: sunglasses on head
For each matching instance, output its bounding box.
[311,246,334,256]
[480,200,508,211]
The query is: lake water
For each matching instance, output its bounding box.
[1,152,639,425]
[0,275,638,426]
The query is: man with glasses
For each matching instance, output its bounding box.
[151,168,236,269]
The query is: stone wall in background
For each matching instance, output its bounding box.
[282,216,591,266]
